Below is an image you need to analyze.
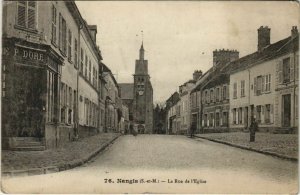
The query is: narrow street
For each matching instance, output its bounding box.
[2,135,298,194]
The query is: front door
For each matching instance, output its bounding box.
[282,94,291,127]
[12,65,45,137]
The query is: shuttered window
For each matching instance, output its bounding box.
[233,83,237,99]
[62,18,67,54]
[51,5,57,45]
[283,57,290,83]
[68,30,72,62]
[17,1,36,30]
[241,80,245,97]
[74,39,78,68]
[80,48,84,73]
[85,55,88,78]
[89,60,91,82]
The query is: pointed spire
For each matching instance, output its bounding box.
[139,42,144,60]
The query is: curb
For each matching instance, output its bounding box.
[2,134,121,177]
[194,135,298,162]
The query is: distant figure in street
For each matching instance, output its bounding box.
[249,117,258,142]
[130,123,137,137]
[190,123,196,138]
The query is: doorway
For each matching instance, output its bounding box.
[282,94,291,127]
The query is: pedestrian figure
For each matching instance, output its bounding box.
[130,123,137,137]
[249,117,258,142]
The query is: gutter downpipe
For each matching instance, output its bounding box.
[76,21,83,139]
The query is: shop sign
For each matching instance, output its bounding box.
[14,47,46,64]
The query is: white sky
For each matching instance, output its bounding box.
[76,1,299,104]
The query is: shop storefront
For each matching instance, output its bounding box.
[2,38,63,150]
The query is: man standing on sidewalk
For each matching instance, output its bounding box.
[249,117,258,142]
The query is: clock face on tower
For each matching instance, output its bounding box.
[138,91,144,96]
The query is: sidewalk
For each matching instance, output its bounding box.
[195,132,298,161]
[2,133,121,176]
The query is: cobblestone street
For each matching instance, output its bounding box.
[195,132,298,159]
[2,135,298,194]
[2,133,120,174]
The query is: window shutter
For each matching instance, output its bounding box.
[296,55,299,81]
[17,2,26,27]
[290,55,295,82]
[278,60,283,84]
[226,86,229,99]
[59,14,62,50]
[27,1,36,29]
[270,104,274,123]
[262,75,265,93]
[62,18,67,54]
[254,77,257,96]
[220,86,223,101]
[208,90,210,103]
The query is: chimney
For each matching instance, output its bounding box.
[88,25,97,43]
[291,26,298,38]
[213,49,239,67]
[193,70,203,81]
[257,26,270,52]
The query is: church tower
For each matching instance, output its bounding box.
[133,43,153,134]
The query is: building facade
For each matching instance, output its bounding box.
[165,92,180,134]
[2,1,103,149]
[102,64,120,132]
[178,80,195,135]
[229,26,299,132]
[119,43,153,134]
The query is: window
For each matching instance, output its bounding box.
[68,87,72,124]
[216,88,219,102]
[68,30,72,62]
[296,95,298,119]
[51,5,57,45]
[2,64,6,98]
[209,113,214,127]
[205,91,208,104]
[216,112,220,127]
[256,105,261,123]
[210,89,214,103]
[85,55,88,78]
[233,83,237,99]
[265,104,271,123]
[93,67,95,86]
[47,72,56,122]
[59,14,67,54]
[89,60,91,82]
[61,83,66,123]
[265,74,271,92]
[256,76,262,95]
[74,39,78,68]
[238,107,243,124]
[73,90,76,123]
[232,108,236,124]
[203,114,207,127]
[241,80,245,97]
[223,86,227,100]
[16,1,37,30]
[283,57,290,83]
[80,48,84,73]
